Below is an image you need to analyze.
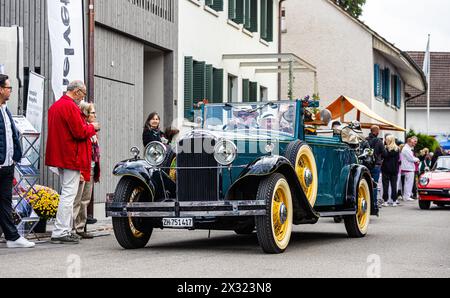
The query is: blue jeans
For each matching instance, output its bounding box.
[370,166,381,216]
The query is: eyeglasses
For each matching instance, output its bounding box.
[77,89,87,97]
[2,86,12,91]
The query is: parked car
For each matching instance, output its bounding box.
[106,99,374,254]
[418,156,450,209]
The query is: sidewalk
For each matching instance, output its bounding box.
[0,219,113,242]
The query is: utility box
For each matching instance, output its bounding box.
[0,26,24,115]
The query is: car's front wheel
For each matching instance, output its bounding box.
[112,177,153,249]
[419,200,431,210]
[344,177,371,238]
[255,174,293,254]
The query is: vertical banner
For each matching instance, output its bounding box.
[25,71,45,169]
[47,0,85,100]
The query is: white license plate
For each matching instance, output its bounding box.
[162,218,194,228]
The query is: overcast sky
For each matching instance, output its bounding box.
[361,0,450,52]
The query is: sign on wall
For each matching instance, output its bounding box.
[26,71,45,134]
[47,0,85,100]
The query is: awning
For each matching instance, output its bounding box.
[317,95,406,132]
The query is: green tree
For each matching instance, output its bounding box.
[334,0,366,18]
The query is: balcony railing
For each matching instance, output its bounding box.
[127,0,175,22]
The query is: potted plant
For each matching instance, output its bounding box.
[24,185,60,233]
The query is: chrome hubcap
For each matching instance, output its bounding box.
[279,203,288,225]
[304,168,313,187]
[361,199,368,213]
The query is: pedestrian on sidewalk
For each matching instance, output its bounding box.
[0,75,35,248]
[400,137,420,202]
[45,81,100,245]
[366,125,385,216]
[381,135,400,207]
[73,102,101,239]
[143,112,166,147]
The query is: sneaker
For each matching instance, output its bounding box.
[382,202,390,207]
[76,232,95,239]
[398,196,404,201]
[51,235,80,245]
[392,202,399,207]
[6,237,35,248]
[71,233,82,240]
[406,198,415,202]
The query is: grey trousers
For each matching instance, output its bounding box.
[73,167,94,233]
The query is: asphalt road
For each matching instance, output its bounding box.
[1,201,449,278]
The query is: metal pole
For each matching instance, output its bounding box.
[88,0,95,103]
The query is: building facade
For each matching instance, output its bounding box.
[281,0,426,139]
[0,0,178,215]
[177,0,280,127]
[406,52,450,136]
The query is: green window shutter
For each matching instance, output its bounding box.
[250,0,258,32]
[234,0,244,24]
[261,0,273,42]
[205,0,213,7]
[374,64,380,97]
[205,64,213,102]
[193,61,206,105]
[261,0,267,39]
[184,57,194,120]
[242,79,250,102]
[228,0,236,19]
[213,68,224,103]
[244,0,251,29]
[385,69,391,103]
[212,0,224,11]
[250,81,258,102]
[396,76,402,109]
[266,0,273,42]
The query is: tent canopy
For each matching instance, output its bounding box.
[317,95,406,132]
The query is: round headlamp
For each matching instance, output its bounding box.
[214,139,237,166]
[144,142,167,167]
[419,176,430,186]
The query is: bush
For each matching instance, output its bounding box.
[407,130,439,153]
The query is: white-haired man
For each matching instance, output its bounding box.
[401,137,420,201]
[45,81,100,244]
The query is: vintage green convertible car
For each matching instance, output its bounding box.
[106,99,374,254]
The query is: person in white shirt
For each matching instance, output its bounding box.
[400,137,420,201]
[0,74,35,248]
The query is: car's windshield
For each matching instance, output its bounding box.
[202,102,297,138]
[435,157,450,171]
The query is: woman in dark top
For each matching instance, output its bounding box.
[143,112,165,147]
[381,135,401,207]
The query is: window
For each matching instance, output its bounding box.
[381,67,390,103]
[205,0,224,12]
[260,86,268,101]
[393,75,402,109]
[228,74,238,102]
[260,0,273,42]
[184,56,224,120]
[250,81,258,102]
[242,79,250,102]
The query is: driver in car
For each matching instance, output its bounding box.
[226,109,259,130]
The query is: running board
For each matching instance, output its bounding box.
[319,211,356,217]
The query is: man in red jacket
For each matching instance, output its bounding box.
[45,81,100,244]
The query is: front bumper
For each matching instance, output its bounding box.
[106,195,266,218]
[418,188,450,201]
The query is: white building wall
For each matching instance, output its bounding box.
[177,0,279,125]
[281,0,373,110]
[407,108,450,136]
